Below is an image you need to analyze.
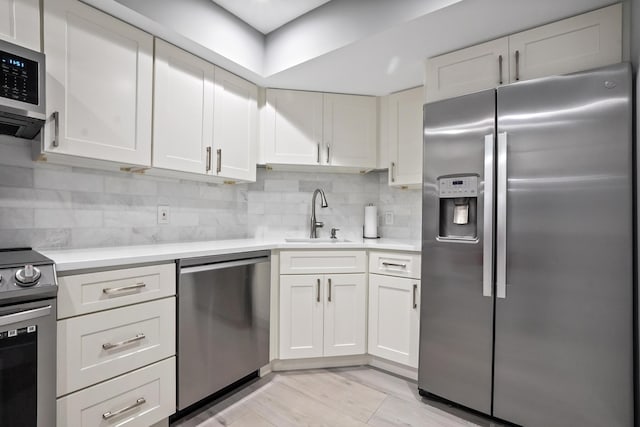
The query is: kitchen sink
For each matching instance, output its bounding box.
[285,238,353,243]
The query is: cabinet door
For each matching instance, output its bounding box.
[263,89,323,165]
[509,4,621,83]
[153,39,214,174]
[425,38,508,103]
[43,0,153,165]
[368,274,420,367]
[388,87,423,187]
[0,0,40,51]
[323,93,377,168]
[324,274,366,357]
[213,66,257,182]
[279,275,323,359]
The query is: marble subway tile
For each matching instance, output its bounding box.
[264,179,299,192]
[0,166,34,188]
[0,207,34,228]
[104,175,158,196]
[33,209,102,228]
[0,187,73,209]
[34,168,104,193]
[104,210,156,227]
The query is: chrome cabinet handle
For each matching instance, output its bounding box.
[102,333,146,350]
[496,132,508,299]
[412,284,418,309]
[51,111,59,147]
[483,134,494,298]
[326,144,330,164]
[498,55,503,85]
[317,143,320,164]
[328,278,332,302]
[102,283,146,295]
[206,147,212,172]
[515,50,520,81]
[382,262,406,268]
[102,398,146,420]
[216,148,222,174]
[316,278,320,302]
[390,162,396,182]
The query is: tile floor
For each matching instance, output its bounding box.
[171,366,505,427]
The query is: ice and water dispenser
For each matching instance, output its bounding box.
[437,175,478,241]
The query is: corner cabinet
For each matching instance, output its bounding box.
[42,0,153,166]
[387,86,424,187]
[323,93,377,169]
[153,39,257,182]
[368,251,421,368]
[0,0,40,51]
[279,251,367,359]
[425,4,622,103]
[262,89,377,170]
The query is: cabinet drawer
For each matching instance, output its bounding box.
[57,357,176,427]
[58,263,176,319]
[369,251,421,279]
[280,250,366,274]
[57,298,176,396]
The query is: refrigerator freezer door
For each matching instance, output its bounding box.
[419,89,495,414]
[494,63,633,427]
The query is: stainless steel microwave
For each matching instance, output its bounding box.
[0,39,45,139]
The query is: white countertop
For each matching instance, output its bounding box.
[41,238,421,272]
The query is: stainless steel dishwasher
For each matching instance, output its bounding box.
[177,251,270,411]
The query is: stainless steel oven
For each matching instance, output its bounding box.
[0,249,57,427]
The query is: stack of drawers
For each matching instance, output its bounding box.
[56,263,177,426]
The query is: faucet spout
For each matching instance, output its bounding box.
[310,189,329,238]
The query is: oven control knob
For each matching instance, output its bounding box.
[15,265,41,286]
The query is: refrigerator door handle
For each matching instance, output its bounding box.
[483,134,494,297]
[496,132,508,298]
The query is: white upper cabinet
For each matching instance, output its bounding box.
[263,89,323,166]
[0,0,40,51]
[388,87,424,187]
[508,4,621,82]
[213,66,258,182]
[153,39,214,175]
[323,93,377,169]
[425,38,508,103]
[43,0,153,166]
[425,4,621,103]
[262,89,377,169]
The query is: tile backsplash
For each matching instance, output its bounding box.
[0,137,421,249]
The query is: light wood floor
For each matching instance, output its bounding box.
[171,366,503,427]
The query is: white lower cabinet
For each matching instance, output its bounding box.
[57,357,176,427]
[368,273,420,368]
[280,273,366,359]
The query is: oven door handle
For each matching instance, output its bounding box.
[0,305,52,327]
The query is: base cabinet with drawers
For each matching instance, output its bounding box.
[368,251,421,368]
[56,262,176,426]
[279,251,367,360]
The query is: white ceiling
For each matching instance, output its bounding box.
[93,0,625,95]
[211,0,332,34]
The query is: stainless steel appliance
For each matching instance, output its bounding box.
[419,63,633,427]
[0,249,57,427]
[0,40,45,139]
[177,251,270,411]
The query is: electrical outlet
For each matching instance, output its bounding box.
[158,205,170,224]
[384,211,394,225]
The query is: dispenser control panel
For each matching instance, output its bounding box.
[438,176,478,198]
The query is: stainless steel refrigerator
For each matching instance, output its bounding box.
[419,63,634,427]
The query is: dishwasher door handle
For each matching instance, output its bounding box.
[180,257,269,275]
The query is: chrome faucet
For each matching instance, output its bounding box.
[310,189,328,238]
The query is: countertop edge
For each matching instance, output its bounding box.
[42,239,421,272]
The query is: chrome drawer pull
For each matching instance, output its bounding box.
[382,262,407,268]
[102,333,146,350]
[102,283,146,294]
[412,284,418,309]
[102,397,146,420]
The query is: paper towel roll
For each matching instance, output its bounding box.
[364,205,378,238]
